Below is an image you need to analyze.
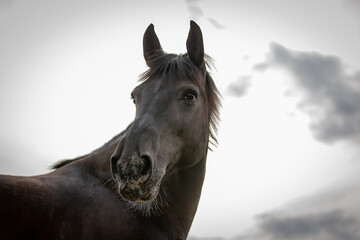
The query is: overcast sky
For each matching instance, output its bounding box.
[1,0,360,239]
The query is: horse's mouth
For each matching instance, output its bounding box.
[112,170,162,202]
[119,178,160,202]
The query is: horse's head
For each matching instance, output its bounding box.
[110,21,219,204]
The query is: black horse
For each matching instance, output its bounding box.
[0,21,220,240]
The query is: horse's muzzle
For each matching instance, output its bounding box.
[111,153,159,201]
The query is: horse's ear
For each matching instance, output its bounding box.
[143,24,163,68]
[186,20,204,67]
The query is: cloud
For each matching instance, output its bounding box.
[186,4,204,20]
[234,179,360,240]
[184,0,203,20]
[227,75,252,97]
[207,18,226,30]
[256,210,360,240]
[188,237,226,240]
[340,0,360,16]
[0,0,14,8]
[184,0,226,29]
[189,169,360,240]
[255,42,360,144]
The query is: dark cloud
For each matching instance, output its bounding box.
[227,76,252,97]
[0,0,14,8]
[257,210,360,240]
[255,42,360,144]
[188,236,247,240]
[187,5,204,20]
[184,0,226,29]
[189,177,360,240]
[184,0,203,20]
[340,0,360,16]
[207,18,226,30]
[234,179,360,240]
[188,237,226,240]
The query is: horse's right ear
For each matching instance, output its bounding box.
[143,24,163,68]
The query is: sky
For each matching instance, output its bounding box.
[1,0,360,239]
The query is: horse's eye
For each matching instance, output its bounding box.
[184,91,198,102]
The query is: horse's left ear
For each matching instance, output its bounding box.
[186,20,204,68]
[143,24,163,68]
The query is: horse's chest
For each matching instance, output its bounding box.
[49,188,169,240]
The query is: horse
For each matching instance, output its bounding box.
[0,21,220,240]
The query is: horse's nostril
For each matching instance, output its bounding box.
[140,155,152,176]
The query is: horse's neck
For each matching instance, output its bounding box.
[75,127,131,183]
[160,156,207,239]
[76,139,207,239]
[77,143,117,184]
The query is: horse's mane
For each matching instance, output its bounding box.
[139,52,221,147]
[51,123,132,169]
[53,53,221,169]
